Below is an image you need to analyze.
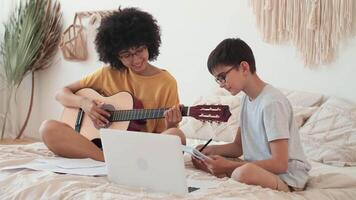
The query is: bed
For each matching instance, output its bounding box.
[0,141,356,200]
[1,89,356,199]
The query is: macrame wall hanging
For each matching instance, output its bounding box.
[250,0,353,67]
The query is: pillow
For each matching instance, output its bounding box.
[299,97,356,166]
[280,88,324,107]
[293,106,319,128]
[180,95,318,143]
[212,87,324,107]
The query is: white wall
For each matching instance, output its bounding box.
[4,0,356,139]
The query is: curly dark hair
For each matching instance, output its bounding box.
[95,7,161,70]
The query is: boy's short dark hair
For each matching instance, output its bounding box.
[207,38,256,74]
[95,7,161,70]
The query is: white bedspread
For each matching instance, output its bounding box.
[1,143,356,200]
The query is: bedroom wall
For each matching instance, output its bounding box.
[1,0,356,139]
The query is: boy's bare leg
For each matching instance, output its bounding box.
[162,127,186,145]
[231,163,290,192]
[40,120,104,161]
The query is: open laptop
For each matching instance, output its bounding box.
[100,129,195,196]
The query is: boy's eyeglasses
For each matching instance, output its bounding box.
[119,46,147,62]
[215,67,235,85]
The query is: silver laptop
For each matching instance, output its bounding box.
[100,129,189,195]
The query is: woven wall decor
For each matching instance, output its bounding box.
[59,10,115,61]
[250,0,353,67]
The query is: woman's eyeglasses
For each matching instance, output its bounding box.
[119,46,147,62]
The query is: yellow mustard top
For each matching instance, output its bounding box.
[80,66,179,133]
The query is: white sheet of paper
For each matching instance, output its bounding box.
[1,159,107,176]
[36,157,105,169]
[182,145,211,161]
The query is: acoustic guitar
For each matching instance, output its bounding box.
[61,88,231,140]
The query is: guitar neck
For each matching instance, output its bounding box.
[109,106,189,122]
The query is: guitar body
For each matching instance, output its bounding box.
[61,89,143,141]
[60,88,231,141]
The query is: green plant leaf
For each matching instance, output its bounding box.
[0,0,62,87]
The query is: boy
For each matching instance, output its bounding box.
[192,38,310,192]
[40,8,185,162]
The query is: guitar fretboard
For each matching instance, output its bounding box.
[109,107,189,122]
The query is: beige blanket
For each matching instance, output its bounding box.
[1,143,356,200]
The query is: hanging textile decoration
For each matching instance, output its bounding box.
[59,10,116,61]
[250,0,353,67]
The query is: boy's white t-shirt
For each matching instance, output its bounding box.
[240,84,311,188]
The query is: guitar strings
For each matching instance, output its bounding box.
[110,108,168,121]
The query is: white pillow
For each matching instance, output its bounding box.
[293,106,319,128]
[299,97,356,166]
[280,88,324,107]
[212,87,324,107]
[180,95,318,143]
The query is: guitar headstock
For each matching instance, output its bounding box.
[187,105,231,123]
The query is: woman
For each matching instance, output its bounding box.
[40,7,185,161]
